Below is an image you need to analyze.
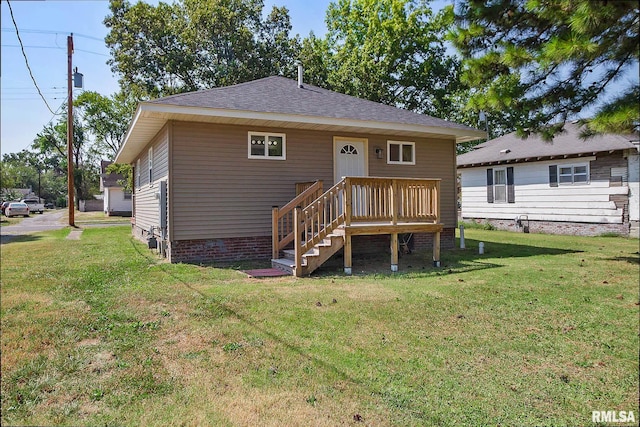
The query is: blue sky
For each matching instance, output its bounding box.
[1,0,331,157]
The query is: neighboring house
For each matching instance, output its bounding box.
[100,160,132,216]
[457,123,640,237]
[1,188,35,201]
[115,74,484,275]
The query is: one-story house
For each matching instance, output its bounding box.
[100,160,132,216]
[115,73,484,275]
[457,123,640,237]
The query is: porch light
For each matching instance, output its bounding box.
[375,148,384,159]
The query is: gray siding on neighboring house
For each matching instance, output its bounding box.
[170,122,458,241]
[134,125,169,236]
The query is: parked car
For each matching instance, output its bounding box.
[1,201,13,215]
[44,203,55,209]
[21,198,44,214]
[5,202,29,217]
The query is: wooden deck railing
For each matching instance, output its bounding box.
[295,181,318,195]
[345,177,440,224]
[283,177,440,274]
[272,180,323,259]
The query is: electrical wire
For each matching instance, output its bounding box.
[2,44,109,56]
[1,28,104,42]
[5,0,58,115]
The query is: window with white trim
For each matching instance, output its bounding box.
[248,132,286,159]
[148,147,153,183]
[558,163,589,185]
[387,141,415,165]
[493,168,507,202]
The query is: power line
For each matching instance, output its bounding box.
[2,43,109,56]
[0,27,104,42]
[13,98,67,153]
[5,0,58,115]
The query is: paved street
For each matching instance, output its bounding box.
[1,210,67,244]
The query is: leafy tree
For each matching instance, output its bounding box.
[1,151,40,195]
[32,113,99,206]
[447,0,639,139]
[315,0,465,120]
[297,33,332,88]
[1,160,16,196]
[104,0,300,98]
[75,90,138,159]
[106,163,133,192]
[0,150,67,203]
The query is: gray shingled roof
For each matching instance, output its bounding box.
[152,76,477,132]
[101,160,124,188]
[116,75,486,163]
[457,123,638,167]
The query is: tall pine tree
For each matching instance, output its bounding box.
[448,0,639,139]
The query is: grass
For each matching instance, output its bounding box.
[66,210,131,224]
[1,226,638,426]
[0,215,24,227]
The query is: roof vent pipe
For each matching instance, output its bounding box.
[296,61,304,88]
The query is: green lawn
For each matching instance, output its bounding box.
[1,227,638,426]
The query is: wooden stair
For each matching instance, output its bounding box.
[272,230,344,276]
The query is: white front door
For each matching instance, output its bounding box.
[334,138,367,183]
[334,138,368,217]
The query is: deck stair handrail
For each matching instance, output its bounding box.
[289,177,440,275]
[294,179,347,270]
[272,180,323,259]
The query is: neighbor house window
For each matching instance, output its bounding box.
[493,168,507,202]
[248,132,286,159]
[124,190,132,200]
[148,147,153,183]
[487,167,515,203]
[550,163,589,186]
[387,141,415,165]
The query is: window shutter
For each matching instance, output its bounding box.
[486,168,494,203]
[507,167,515,203]
[549,165,558,187]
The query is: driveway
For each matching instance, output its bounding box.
[1,210,67,244]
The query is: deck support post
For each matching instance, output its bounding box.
[344,234,352,275]
[271,206,279,259]
[390,233,398,272]
[433,231,441,267]
[294,206,303,277]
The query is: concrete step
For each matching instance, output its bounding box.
[271,258,299,275]
[282,248,321,260]
[275,232,345,276]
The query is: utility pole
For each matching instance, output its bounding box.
[67,34,74,226]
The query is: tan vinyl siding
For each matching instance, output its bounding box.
[369,136,457,227]
[172,122,334,240]
[133,125,169,235]
[170,122,458,240]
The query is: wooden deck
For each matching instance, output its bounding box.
[272,177,443,276]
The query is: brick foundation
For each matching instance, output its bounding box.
[466,218,630,237]
[141,227,456,264]
[169,236,272,263]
